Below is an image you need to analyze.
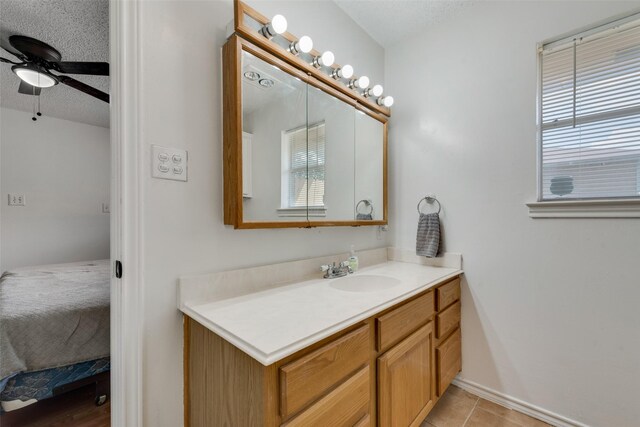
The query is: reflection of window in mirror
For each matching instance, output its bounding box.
[279,122,326,217]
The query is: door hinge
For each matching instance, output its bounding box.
[115,260,123,279]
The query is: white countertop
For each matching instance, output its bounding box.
[181,260,462,366]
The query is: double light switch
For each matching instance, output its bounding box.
[152,145,188,182]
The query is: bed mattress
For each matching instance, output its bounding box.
[0,358,110,412]
[0,260,110,386]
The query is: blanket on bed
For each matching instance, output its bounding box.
[0,260,110,380]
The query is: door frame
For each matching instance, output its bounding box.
[110,0,144,425]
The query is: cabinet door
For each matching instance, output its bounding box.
[378,322,434,427]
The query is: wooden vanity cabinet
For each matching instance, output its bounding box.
[184,275,462,427]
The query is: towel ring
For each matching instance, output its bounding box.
[417,196,441,215]
[356,199,374,215]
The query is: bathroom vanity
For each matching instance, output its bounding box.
[179,249,463,426]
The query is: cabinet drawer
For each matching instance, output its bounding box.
[377,291,434,352]
[282,367,370,427]
[436,327,461,396]
[279,325,369,419]
[436,278,460,311]
[437,300,460,339]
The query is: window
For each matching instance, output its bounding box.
[280,122,325,214]
[539,15,640,202]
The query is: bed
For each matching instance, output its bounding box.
[0,259,110,413]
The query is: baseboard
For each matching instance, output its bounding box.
[452,377,590,427]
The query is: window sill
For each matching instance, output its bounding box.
[527,199,640,218]
[277,207,327,218]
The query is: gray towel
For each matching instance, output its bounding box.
[356,213,373,221]
[416,212,440,258]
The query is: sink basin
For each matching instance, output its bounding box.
[330,274,401,292]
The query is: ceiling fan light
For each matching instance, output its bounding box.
[12,66,57,88]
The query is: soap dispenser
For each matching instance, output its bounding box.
[348,245,359,272]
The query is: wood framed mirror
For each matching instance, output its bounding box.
[223,2,389,229]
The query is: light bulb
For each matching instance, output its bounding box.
[377,95,394,107]
[314,51,335,68]
[298,36,313,53]
[364,84,384,98]
[332,64,354,80]
[358,76,369,89]
[271,15,287,34]
[321,51,334,67]
[261,14,288,38]
[341,64,354,79]
[288,36,313,55]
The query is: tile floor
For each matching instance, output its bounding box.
[421,385,552,427]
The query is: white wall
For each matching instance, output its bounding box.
[0,107,110,272]
[137,1,387,425]
[386,2,640,426]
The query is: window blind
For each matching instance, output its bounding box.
[286,122,325,208]
[540,16,640,200]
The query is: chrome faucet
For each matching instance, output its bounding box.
[321,261,353,279]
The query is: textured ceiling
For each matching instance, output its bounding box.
[0,0,109,128]
[334,0,474,48]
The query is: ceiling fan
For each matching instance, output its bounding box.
[0,35,109,103]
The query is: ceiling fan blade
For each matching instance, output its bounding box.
[18,81,41,96]
[1,56,22,65]
[1,44,26,61]
[58,75,109,103]
[54,61,109,76]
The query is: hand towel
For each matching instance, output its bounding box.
[356,213,373,220]
[416,212,440,258]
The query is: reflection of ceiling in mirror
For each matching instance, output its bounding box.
[242,51,300,114]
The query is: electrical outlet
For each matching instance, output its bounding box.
[102,203,110,213]
[8,194,25,206]
[151,145,188,182]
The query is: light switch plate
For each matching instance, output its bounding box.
[151,145,188,182]
[8,194,25,206]
[102,203,110,213]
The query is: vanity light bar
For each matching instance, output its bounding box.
[257,14,393,108]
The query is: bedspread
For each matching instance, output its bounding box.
[0,260,110,379]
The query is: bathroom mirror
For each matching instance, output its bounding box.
[223,35,387,228]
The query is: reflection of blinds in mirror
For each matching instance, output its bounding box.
[287,122,325,208]
[540,17,640,200]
